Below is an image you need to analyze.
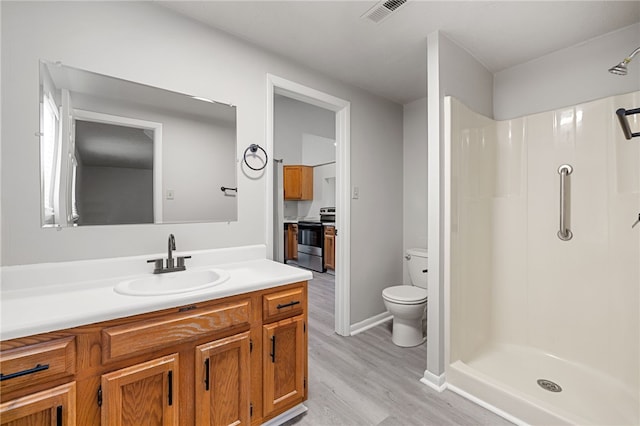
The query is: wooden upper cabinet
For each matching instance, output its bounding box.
[262,315,306,417]
[195,332,251,426]
[101,354,179,426]
[283,166,313,200]
[0,382,76,426]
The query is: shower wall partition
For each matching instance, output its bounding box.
[445,92,640,425]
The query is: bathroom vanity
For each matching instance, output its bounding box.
[0,246,311,426]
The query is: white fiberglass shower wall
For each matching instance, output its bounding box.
[445,92,639,425]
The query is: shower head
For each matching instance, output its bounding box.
[609,60,629,75]
[609,47,640,75]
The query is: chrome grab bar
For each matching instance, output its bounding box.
[557,164,573,241]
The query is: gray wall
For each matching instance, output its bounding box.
[402,97,428,285]
[78,167,154,225]
[426,31,494,382]
[494,23,640,120]
[1,1,403,327]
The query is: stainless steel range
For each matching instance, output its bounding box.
[297,207,335,272]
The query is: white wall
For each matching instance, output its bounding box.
[274,95,335,166]
[494,23,640,120]
[426,31,494,385]
[1,2,403,327]
[274,95,335,220]
[402,97,428,285]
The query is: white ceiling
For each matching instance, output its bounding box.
[159,1,640,105]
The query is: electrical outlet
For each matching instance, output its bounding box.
[166,189,175,200]
[352,186,359,199]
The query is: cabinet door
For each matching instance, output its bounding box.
[0,382,76,426]
[101,354,178,426]
[292,225,298,259]
[283,167,302,200]
[283,166,313,200]
[262,316,305,417]
[324,230,335,270]
[195,332,250,426]
[286,224,298,261]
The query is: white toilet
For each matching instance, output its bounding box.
[382,248,428,347]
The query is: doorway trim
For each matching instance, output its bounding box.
[265,74,351,336]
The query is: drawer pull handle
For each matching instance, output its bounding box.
[270,336,276,363]
[0,363,50,381]
[276,300,300,309]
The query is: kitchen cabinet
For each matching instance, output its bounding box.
[324,226,335,270]
[283,166,313,200]
[0,282,307,426]
[286,223,298,261]
[101,354,178,426]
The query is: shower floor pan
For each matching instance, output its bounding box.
[447,344,638,426]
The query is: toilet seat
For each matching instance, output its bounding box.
[382,286,427,305]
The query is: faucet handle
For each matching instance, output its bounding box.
[147,258,164,273]
[177,255,192,268]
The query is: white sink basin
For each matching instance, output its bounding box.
[114,269,230,296]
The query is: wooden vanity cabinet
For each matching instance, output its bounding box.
[101,354,179,426]
[0,281,307,426]
[261,287,307,420]
[0,382,76,426]
[283,166,313,200]
[195,332,251,426]
[0,336,77,426]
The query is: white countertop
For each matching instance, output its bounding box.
[0,246,313,341]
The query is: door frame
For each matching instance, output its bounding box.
[265,74,351,336]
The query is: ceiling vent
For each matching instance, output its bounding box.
[362,0,408,24]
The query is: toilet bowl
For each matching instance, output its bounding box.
[382,248,428,347]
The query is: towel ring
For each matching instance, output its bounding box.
[243,144,268,171]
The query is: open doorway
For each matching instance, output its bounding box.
[266,75,351,336]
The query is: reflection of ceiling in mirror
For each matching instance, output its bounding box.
[75,121,153,169]
[44,62,236,123]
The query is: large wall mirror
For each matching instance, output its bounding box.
[39,60,237,227]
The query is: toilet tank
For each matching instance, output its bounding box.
[407,248,428,289]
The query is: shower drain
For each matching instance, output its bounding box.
[537,379,562,392]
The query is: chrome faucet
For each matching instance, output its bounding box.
[147,234,191,274]
[167,234,176,269]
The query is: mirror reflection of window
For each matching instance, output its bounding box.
[41,91,61,226]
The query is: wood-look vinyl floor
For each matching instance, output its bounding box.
[285,270,513,426]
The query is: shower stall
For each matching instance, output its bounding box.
[445,92,640,425]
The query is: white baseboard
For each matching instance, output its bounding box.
[350,311,392,336]
[420,370,447,392]
[261,403,308,426]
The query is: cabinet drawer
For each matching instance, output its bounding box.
[102,299,250,362]
[263,286,304,323]
[0,336,75,395]
[324,226,335,236]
